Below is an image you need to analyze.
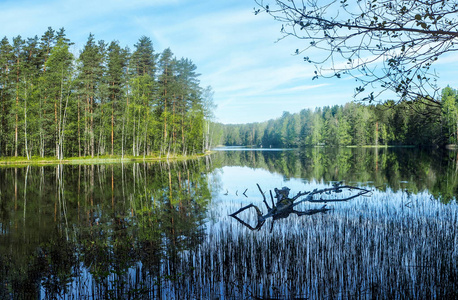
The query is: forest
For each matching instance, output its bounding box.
[217,87,458,148]
[0,27,214,160]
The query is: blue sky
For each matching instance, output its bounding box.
[1,0,457,124]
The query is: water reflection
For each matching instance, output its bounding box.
[0,161,211,299]
[0,148,457,299]
[212,147,458,202]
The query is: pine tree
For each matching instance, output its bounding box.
[175,58,202,153]
[42,38,74,159]
[0,32,211,159]
[36,27,57,157]
[0,37,14,156]
[107,41,129,155]
[130,36,156,156]
[12,36,26,157]
[22,36,41,159]
[157,48,176,155]
[441,86,458,144]
[77,34,105,157]
[40,27,56,72]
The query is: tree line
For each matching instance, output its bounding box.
[0,27,214,159]
[218,87,458,148]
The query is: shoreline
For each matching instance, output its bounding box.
[0,152,212,167]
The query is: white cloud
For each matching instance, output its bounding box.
[0,0,360,124]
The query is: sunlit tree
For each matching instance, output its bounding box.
[77,34,106,157]
[441,86,458,143]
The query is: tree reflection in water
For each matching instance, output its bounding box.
[0,160,210,299]
[0,148,457,299]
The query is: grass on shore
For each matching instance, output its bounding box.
[0,152,212,167]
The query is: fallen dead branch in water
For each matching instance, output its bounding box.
[229,182,371,231]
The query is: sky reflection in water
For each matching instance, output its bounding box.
[0,147,457,299]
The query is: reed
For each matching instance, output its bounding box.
[185,191,458,299]
[58,191,457,299]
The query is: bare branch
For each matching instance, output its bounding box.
[255,0,458,104]
[257,183,271,211]
[230,184,371,231]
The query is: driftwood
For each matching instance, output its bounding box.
[229,183,371,231]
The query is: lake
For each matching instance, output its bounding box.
[0,147,457,299]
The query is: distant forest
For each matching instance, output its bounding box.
[0,27,214,159]
[216,87,458,148]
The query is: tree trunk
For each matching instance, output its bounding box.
[55,99,58,159]
[163,77,168,154]
[111,89,114,156]
[78,96,81,157]
[24,78,29,160]
[15,62,19,157]
[90,94,94,158]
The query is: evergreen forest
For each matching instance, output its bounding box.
[0,27,214,160]
[217,87,458,148]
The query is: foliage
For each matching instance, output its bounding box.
[217,94,455,147]
[0,28,216,159]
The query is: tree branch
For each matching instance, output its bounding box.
[255,0,458,104]
[229,184,371,231]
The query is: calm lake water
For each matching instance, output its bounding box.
[0,147,457,299]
